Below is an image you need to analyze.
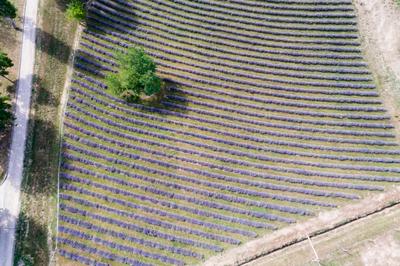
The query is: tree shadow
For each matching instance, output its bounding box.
[13,210,50,266]
[55,0,68,12]
[33,76,59,107]
[36,28,71,64]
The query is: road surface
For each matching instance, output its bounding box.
[0,0,39,265]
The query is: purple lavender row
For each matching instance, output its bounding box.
[163,92,391,130]
[124,0,355,26]
[180,0,355,18]
[64,108,400,182]
[70,78,389,130]
[64,133,378,198]
[62,149,318,216]
[70,86,391,147]
[91,2,358,48]
[64,108,400,167]
[80,40,373,93]
[74,62,105,77]
[64,137,358,202]
[58,249,108,266]
[71,78,389,129]
[185,0,354,12]
[134,0,356,19]
[61,174,241,245]
[61,171,257,238]
[99,0,357,40]
[73,71,384,117]
[78,49,377,104]
[69,87,393,151]
[59,198,203,259]
[62,161,287,224]
[80,37,372,88]
[166,93,388,123]
[145,0,355,30]
[68,97,396,160]
[85,23,367,74]
[63,163,272,229]
[72,77,393,135]
[67,97,398,172]
[83,26,363,63]
[223,0,352,5]
[59,205,223,252]
[66,85,399,157]
[86,13,361,55]
[59,225,183,265]
[63,129,387,191]
[58,236,152,266]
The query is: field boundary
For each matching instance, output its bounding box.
[50,23,83,266]
[203,186,400,266]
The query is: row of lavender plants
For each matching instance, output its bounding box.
[100,0,358,40]
[62,161,290,224]
[58,236,152,266]
[62,148,329,212]
[181,0,354,12]
[64,105,400,166]
[70,85,393,149]
[83,25,365,63]
[80,39,372,89]
[79,39,373,93]
[60,202,223,252]
[87,10,361,53]
[60,226,184,265]
[146,0,356,31]
[180,0,355,18]
[68,81,400,156]
[61,171,257,238]
[65,105,400,181]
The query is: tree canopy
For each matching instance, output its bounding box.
[0,52,13,77]
[0,0,17,19]
[66,0,85,21]
[0,95,12,131]
[106,47,162,102]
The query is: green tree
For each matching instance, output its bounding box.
[0,0,17,28]
[0,0,16,19]
[0,95,12,131]
[66,0,85,21]
[106,47,162,102]
[0,51,13,78]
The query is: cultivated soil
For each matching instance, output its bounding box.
[0,0,24,181]
[203,1,400,265]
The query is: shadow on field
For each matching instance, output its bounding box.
[55,0,68,11]
[36,28,71,64]
[33,76,60,107]
[13,211,50,266]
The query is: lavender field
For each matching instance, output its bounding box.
[58,0,400,265]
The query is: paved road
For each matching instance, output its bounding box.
[0,0,39,265]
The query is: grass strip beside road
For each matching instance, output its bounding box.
[13,0,77,265]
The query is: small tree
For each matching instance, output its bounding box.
[66,0,85,21]
[0,0,17,28]
[0,95,12,131]
[106,47,162,102]
[0,52,13,79]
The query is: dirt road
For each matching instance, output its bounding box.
[0,0,39,265]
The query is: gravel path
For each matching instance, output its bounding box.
[0,0,39,265]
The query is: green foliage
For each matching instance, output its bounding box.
[396,0,400,7]
[0,95,12,131]
[66,0,85,21]
[0,51,13,77]
[106,47,162,102]
[0,0,17,19]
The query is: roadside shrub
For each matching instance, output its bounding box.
[66,0,85,21]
